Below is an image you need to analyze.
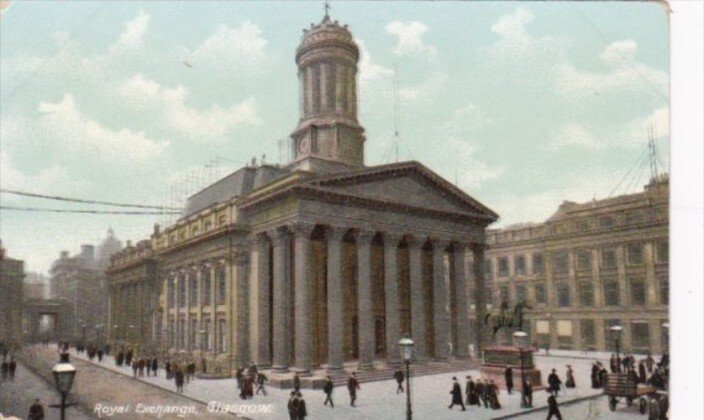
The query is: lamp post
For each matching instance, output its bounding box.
[51,353,76,420]
[513,330,529,408]
[399,336,414,420]
[609,325,623,361]
[661,322,669,353]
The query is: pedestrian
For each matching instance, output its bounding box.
[565,365,575,388]
[245,375,254,398]
[646,352,654,373]
[138,358,145,377]
[287,391,298,420]
[547,369,562,396]
[448,377,466,411]
[478,379,489,408]
[28,398,45,420]
[249,361,259,379]
[236,367,244,389]
[1,359,8,380]
[175,366,185,393]
[591,362,600,388]
[659,351,669,369]
[347,372,360,407]
[546,394,562,420]
[504,365,514,394]
[599,365,608,388]
[466,375,479,406]
[616,355,622,373]
[188,360,196,382]
[394,369,404,393]
[296,392,308,419]
[293,372,301,393]
[256,372,268,395]
[522,379,533,408]
[151,357,158,377]
[639,361,647,384]
[132,359,138,379]
[323,375,334,407]
[97,349,103,362]
[165,360,172,380]
[488,379,501,409]
[126,349,133,366]
[610,354,617,373]
[8,357,16,379]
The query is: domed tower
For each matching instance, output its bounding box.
[290,11,365,169]
[97,228,122,270]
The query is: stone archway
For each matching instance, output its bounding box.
[23,298,74,343]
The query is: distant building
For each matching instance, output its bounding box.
[24,272,47,299]
[49,229,121,342]
[486,175,669,354]
[0,242,25,350]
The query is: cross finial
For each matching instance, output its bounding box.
[324,0,331,17]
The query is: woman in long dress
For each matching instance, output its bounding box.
[488,380,501,409]
[565,365,576,388]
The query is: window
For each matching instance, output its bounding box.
[553,251,569,275]
[216,268,226,305]
[625,210,644,225]
[575,219,591,232]
[656,240,669,264]
[603,279,620,306]
[202,269,211,306]
[515,284,526,302]
[178,319,185,349]
[189,319,198,349]
[168,319,175,347]
[189,274,197,306]
[605,319,621,352]
[202,319,211,351]
[168,278,175,308]
[532,254,544,275]
[580,319,596,346]
[629,277,646,305]
[599,216,614,228]
[601,249,617,269]
[578,282,594,307]
[534,283,547,304]
[483,260,492,280]
[627,243,644,265]
[217,319,227,353]
[631,322,650,349]
[218,214,227,227]
[556,283,571,307]
[514,255,526,276]
[577,249,591,271]
[178,276,186,308]
[659,276,669,305]
[498,257,509,277]
[499,285,509,304]
[204,220,213,231]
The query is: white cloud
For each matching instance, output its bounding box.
[385,21,436,56]
[619,107,669,147]
[185,21,269,74]
[110,10,150,53]
[600,39,638,65]
[0,150,85,196]
[37,93,169,161]
[118,74,261,140]
[548,123,601,151]
[491,7,534,43]
[356,38,393,83]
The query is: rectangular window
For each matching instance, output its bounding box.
[599,216,614,228]
[601,249,617,269]
[515,284,526,302]
[202,319,211,351]
[605,319,621,352]
[189,319,198,349]
[498,257,509,277]
[178,276,186,308]
[631,322,650,349]
[514,255,526,276]
[629,277,646,305]
[575,219,591,232]
[532,254,544,275]
[178,319,185,349]
[553,251,569,275]
[217,319,227,353]
[577,249,591,271]
[627,243,644,265]
[656,240,669,264]
[168,278,175,308]
[578,282,594,307]
[580,319,596,346]
[168,319,175,347]
[202,269,211,306]
[189,274,198,306]
[659,276,669,305]
[603,279,620,306]
[216,268,226,305]
[556,283,571,307]
[534,282,547,304]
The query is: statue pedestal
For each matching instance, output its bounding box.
[480,346,544,390]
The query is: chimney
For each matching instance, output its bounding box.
[80,244,95,262]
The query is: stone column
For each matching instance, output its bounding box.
[356,229,376,370]
[453,243,471,358]
[591,249,603,307]
[185,271,192,351]
[408,235,427,361]
[320,63,329,111]
[326,226,345,373]
[254,235,272,367]
[644,242,657,304]
[472,244,488,354]
[335,64,345,113]
[270,227,290,372]
[293,222,315,375]
[210,265,218,352]
[306,66,314,116]
[383,232,403,366]
[235,252,250,367]
[616,246,628,308]
[174,274,180,350]
[432,240,450,359]
[346,66,355,117]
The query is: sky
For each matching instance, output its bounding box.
[0,1,669,275]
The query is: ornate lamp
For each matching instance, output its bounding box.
[51,354,76,420]
[609,325,623,360]
[513,330,529,408]
[398,336,414,420]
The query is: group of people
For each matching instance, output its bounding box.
[131,357,160,378]
[235,363,267,399]
[0,355,17,380]
[448,375,502,411]
[606,351,669,390]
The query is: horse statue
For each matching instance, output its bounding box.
[484,299,533,339]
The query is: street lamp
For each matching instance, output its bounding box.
[513,330,529,408]
[399,336,414,420]
[609,325,623,361]
[51,353,76,420]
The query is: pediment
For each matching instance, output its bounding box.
[305,162,498,220]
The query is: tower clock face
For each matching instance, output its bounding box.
[299,138,310,154]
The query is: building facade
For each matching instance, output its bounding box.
[108,12,497,377]
[486,175,669,354]
[0,244,25,351]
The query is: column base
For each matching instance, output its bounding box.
[357,361,375,371]
[386,358,403,367]
[326,365,345,376]
[293,367,313,377]
[271,365,290,373]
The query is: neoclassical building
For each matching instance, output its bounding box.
[108,12,497,376]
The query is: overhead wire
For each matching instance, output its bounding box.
[0,206,179,215]
[0,188,182,210]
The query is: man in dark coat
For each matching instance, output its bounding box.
[347,372,360,407]
[599,365,608,388]
[125,349,133,366]
[546,394,563,420]
[616,355,622,373]
[97,349,103,362]
[504,365,514,394]
[466,375,479,406]
[8,357,16,379]
[323,376,334,407]
[1,359,8,380]
[249,362,258,378]
[175,367,185,393]
[591,362,600,388]
[639,361,647,384]
[236,367,244,389]
[296,392,308,419]
[478,379,489,408]
[165,360,172,379]
[646,352,655,373]
[151,357,158,377]
[659,351,669,369]
[293,372,301,393]
[256,372,268,396]
[448,377,466,410]
[394,369,405,393]
[547,369,562,396]
[28,399,45,420]
[287,391,298,420]
[522,379,533,408]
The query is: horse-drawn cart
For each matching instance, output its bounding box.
[605,373,663,415]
